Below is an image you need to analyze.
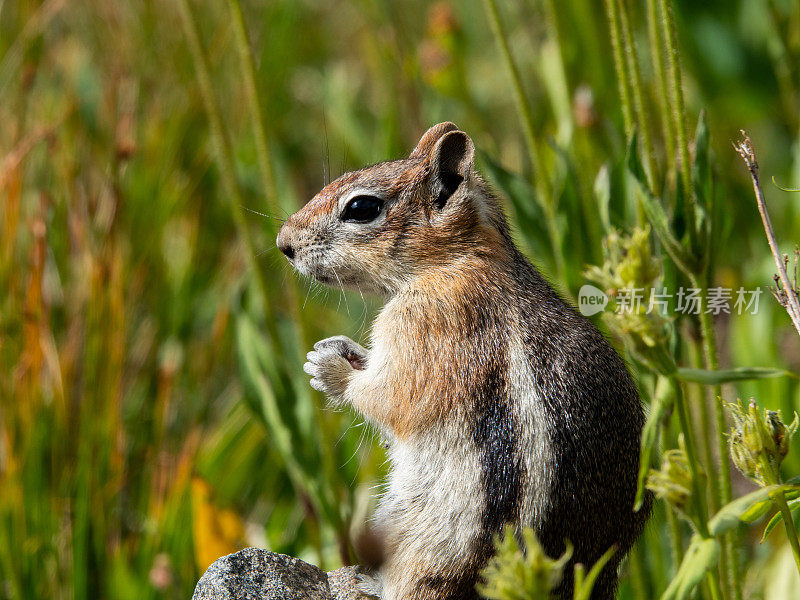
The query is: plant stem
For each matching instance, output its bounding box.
[483,0,565,281]
[603,0,634,137]
[629,544,649,600]
[542,0,574,147]
[734,132,800,336]
[661,416,685,569]
[695,304,729,505]
[652,2,743,587]
[775,491,800,576]
[694,277,739,600]
[481,0,542,189]
[658,0,697,249]
[729,130,800,600]
[603,0,646,226]
[227,0,279,217]
[666,505,684,565]
[226,0,309,340]
[669,374,729,599]
[705,571,723,600]
[176,5,350,552]
[645,0,676,181]
[669,376,709,534]
[226,0,352,562]
[685,325,717,509]
[616,0,658,191]
[175,0,271,317]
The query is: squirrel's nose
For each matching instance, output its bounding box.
[276,226,295,260]
[279,241,295,260]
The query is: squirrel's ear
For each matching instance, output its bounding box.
[429,129,475,209]
[409,122,459,159]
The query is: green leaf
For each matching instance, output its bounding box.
[235,313,348,533]
[635,376,674,511]
[539,38,573,148]
[692,111,712,264]
[692,112,710,206]
[478,150,554,267]
[235,314,331,516]
[235,314,302,474]
[692,113,710,216]
[546,142,597,283]
[708,484,800,536]
[660,535,720,600]
[756,478,800,541]
[675,366,798,385]
[625,134,695,276]
[740,498,776,524]
[573,545,617,600]
[761,497,800,542]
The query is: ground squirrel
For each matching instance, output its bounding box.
[276,122,650,600]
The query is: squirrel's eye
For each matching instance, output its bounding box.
[341,195,384,223]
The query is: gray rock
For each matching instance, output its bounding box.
[191,548,366,600]
[327,566,365,600]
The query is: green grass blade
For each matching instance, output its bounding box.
[660,535,720,600]
[760,497,800,543]
[626,133,695,276]
[675,367,798,385]
[635,376,674,511]
[709,484,800,536]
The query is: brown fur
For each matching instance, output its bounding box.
[377,257,513,438]
[277,122,650,600]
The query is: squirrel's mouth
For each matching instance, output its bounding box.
[291,253,386,295]
[293,258,341,288]
[307,264,364,292]
[285,246,332,283]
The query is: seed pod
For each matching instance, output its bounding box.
[727,399,798,486]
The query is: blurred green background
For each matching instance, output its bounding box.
[2,0,800,598]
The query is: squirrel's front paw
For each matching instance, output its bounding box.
[304,336,367,402]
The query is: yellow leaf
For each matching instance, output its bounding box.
[191,477,246,572]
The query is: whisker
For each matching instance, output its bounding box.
[240,205,286,222]
[347,424,371,485]
[323,109,331,185]
[331,266,350,317]
[302,279,314,310]
[342,423,366,468]
[336,415,359,447]
[356,282,369,332]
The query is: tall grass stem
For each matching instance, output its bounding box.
[603,0,635,137]
[175,0,271,319]
[775,492,800,576]
[227,0,280,218]
[616,0,658,191]
[645,0,677,182]
[482,0,565,281]
[658,0,697,249]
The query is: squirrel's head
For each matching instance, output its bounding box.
[277,122,510,295]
